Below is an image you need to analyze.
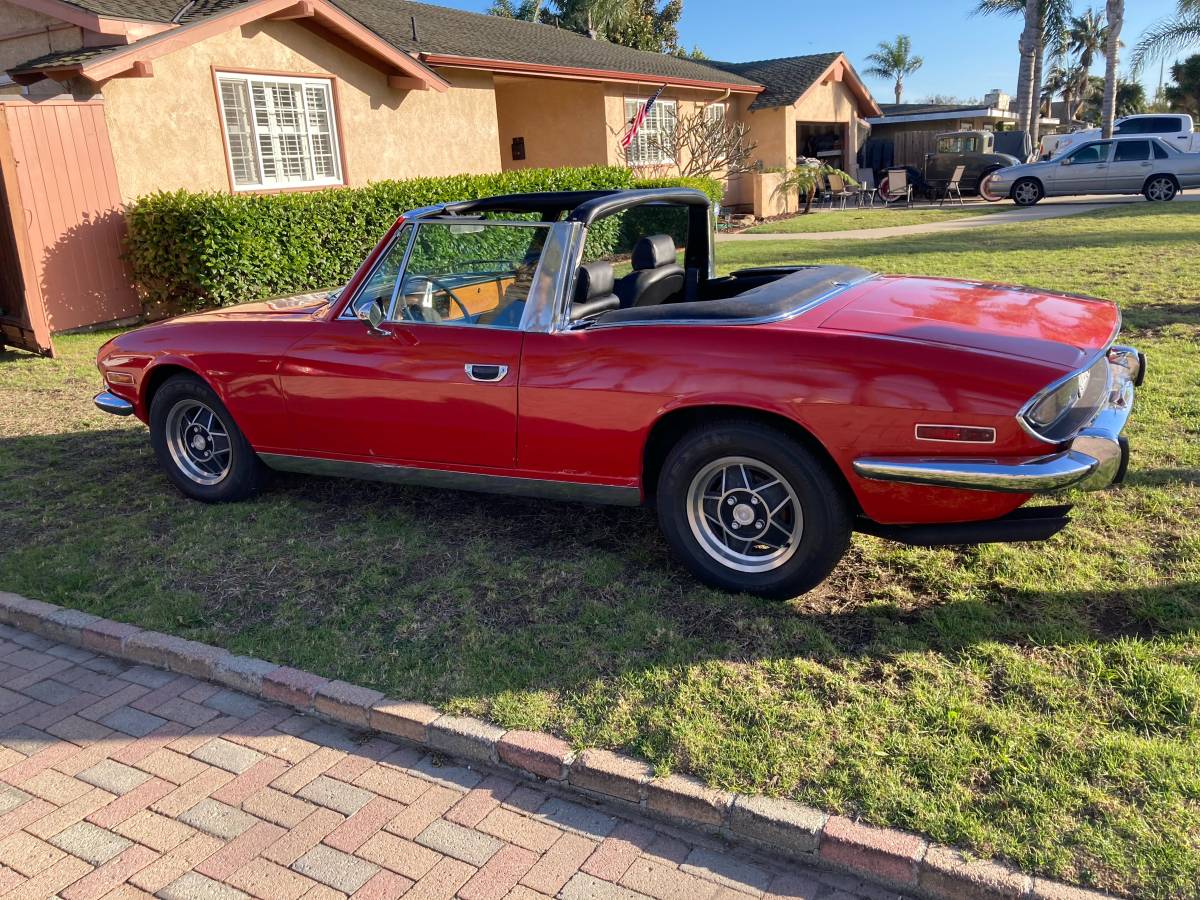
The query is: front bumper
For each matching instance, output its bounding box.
[853,346,1141,494]
[94,390,135,416]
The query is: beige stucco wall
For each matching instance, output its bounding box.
[493,75,608,170]
[0,0,83,95]
[100,19,500,202]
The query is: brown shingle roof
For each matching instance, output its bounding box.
[706,53,840,109]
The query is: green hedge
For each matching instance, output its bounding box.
[126,166,722,314]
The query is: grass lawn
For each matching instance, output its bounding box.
[741,204,1005,234]
[3,203,1198,898]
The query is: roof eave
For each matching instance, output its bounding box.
[420,53,763,93]
[11,0,449,91]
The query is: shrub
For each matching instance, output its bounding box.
[126,167,722,314]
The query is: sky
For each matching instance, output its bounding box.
[430,0,1185,102]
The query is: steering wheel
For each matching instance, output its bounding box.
[400,275,473,323]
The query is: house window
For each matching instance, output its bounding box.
[623,97,677,167]
[216,72,342,190]
[704,102,726,125]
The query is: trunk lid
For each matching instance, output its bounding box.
[814,275,1120,369]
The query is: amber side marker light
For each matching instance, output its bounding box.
[915,424,997,443]
[106,372,134,385]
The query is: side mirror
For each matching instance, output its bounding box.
[355,298,388,335]
[1060,157,1072,166]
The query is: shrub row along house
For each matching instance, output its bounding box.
[0,0,878,354]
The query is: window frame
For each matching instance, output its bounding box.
[1065,141,1112,165]
[342,218,554,331]
[623,97,678,168]
[1113,140,1152,162]
[213,68,346,193]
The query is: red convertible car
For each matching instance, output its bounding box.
[95,188,1143,598]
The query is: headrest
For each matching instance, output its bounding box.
[574,261,614,302]
[632,234,677,271]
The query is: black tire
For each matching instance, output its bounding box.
[655,421,851,599]
[1144,174,1179,202]
[1011,177,1043,206]
[149,373,269,503]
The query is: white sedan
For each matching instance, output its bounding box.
[983,135,1200,206]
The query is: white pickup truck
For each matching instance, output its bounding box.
[1040,114,1198,159]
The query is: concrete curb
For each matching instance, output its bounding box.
[0,591,1113,900]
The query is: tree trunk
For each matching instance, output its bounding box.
[1063,86,1074,127]
[1014,0,1041,133]
[894,80,902,104]
[1101,0,1124,138]
[1030,31,1045,148]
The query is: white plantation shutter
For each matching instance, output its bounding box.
[622,98,677,167]
[217,73,342,190]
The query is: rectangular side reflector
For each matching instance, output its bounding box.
[915,424,997,443]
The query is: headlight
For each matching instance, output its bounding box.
[1025,372,1087,428]
[1019,355,1112,443]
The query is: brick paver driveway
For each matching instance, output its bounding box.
[0,625,892,900]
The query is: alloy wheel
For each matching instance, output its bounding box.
[1013,181,1041,206]
[1146,177,1177,201]
[686,456,803,573]
[164,399,233,485]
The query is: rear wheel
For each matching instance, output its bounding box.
[1144,175,1178,202]
[978,168,1005,202]
[656,422,851,599]
[149,374,269,502]
[1011,178,1043,206]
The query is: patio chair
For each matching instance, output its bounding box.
[856,168,879,208]
[939,165,966,207]
[882,168,913,207]
[824,172,857,210]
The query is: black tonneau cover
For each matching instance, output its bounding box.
[594,265,873,325]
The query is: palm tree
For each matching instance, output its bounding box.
[864,35,924,104]
[1069,8,1107,72]
[1101,0,1125,137]
[1132,1,1200,69]
[974,0,1071,143]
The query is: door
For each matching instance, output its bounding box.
[1052,141,1112,195]
[0,107,51,355]
[279,219,550,469]
[1106,140,1154,193]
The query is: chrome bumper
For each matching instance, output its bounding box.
[854,346,1141,494]
[94,390,135,416]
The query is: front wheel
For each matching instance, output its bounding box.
[1011,178,1043,206]
[149,374,270,503]
[1144,175,1178,202]
[656,422,851,599]
[978,170,1005,202]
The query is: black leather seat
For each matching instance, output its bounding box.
[615,234,685,308]
[570,262,621,322]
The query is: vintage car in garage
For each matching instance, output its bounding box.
[94,188,1143,599]
[984,135,1200,205]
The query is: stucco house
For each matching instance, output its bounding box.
[0,0,879,353]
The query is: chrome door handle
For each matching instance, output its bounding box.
[465,363,509,383]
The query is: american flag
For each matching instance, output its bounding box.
[621,85,667,149]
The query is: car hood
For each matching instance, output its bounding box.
[814,275,1120,368]
[163,292,337,324]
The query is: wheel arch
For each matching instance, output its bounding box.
[1144,172,1180,194]
[140,360,212,413]
[641,404,857,511]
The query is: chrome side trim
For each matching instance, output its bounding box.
[94,390,134,416]
[257,453,642,506]
[853,451,1098,493]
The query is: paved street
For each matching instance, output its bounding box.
[0,625,892,900]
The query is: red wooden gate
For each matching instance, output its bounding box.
[0,97,138,356]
